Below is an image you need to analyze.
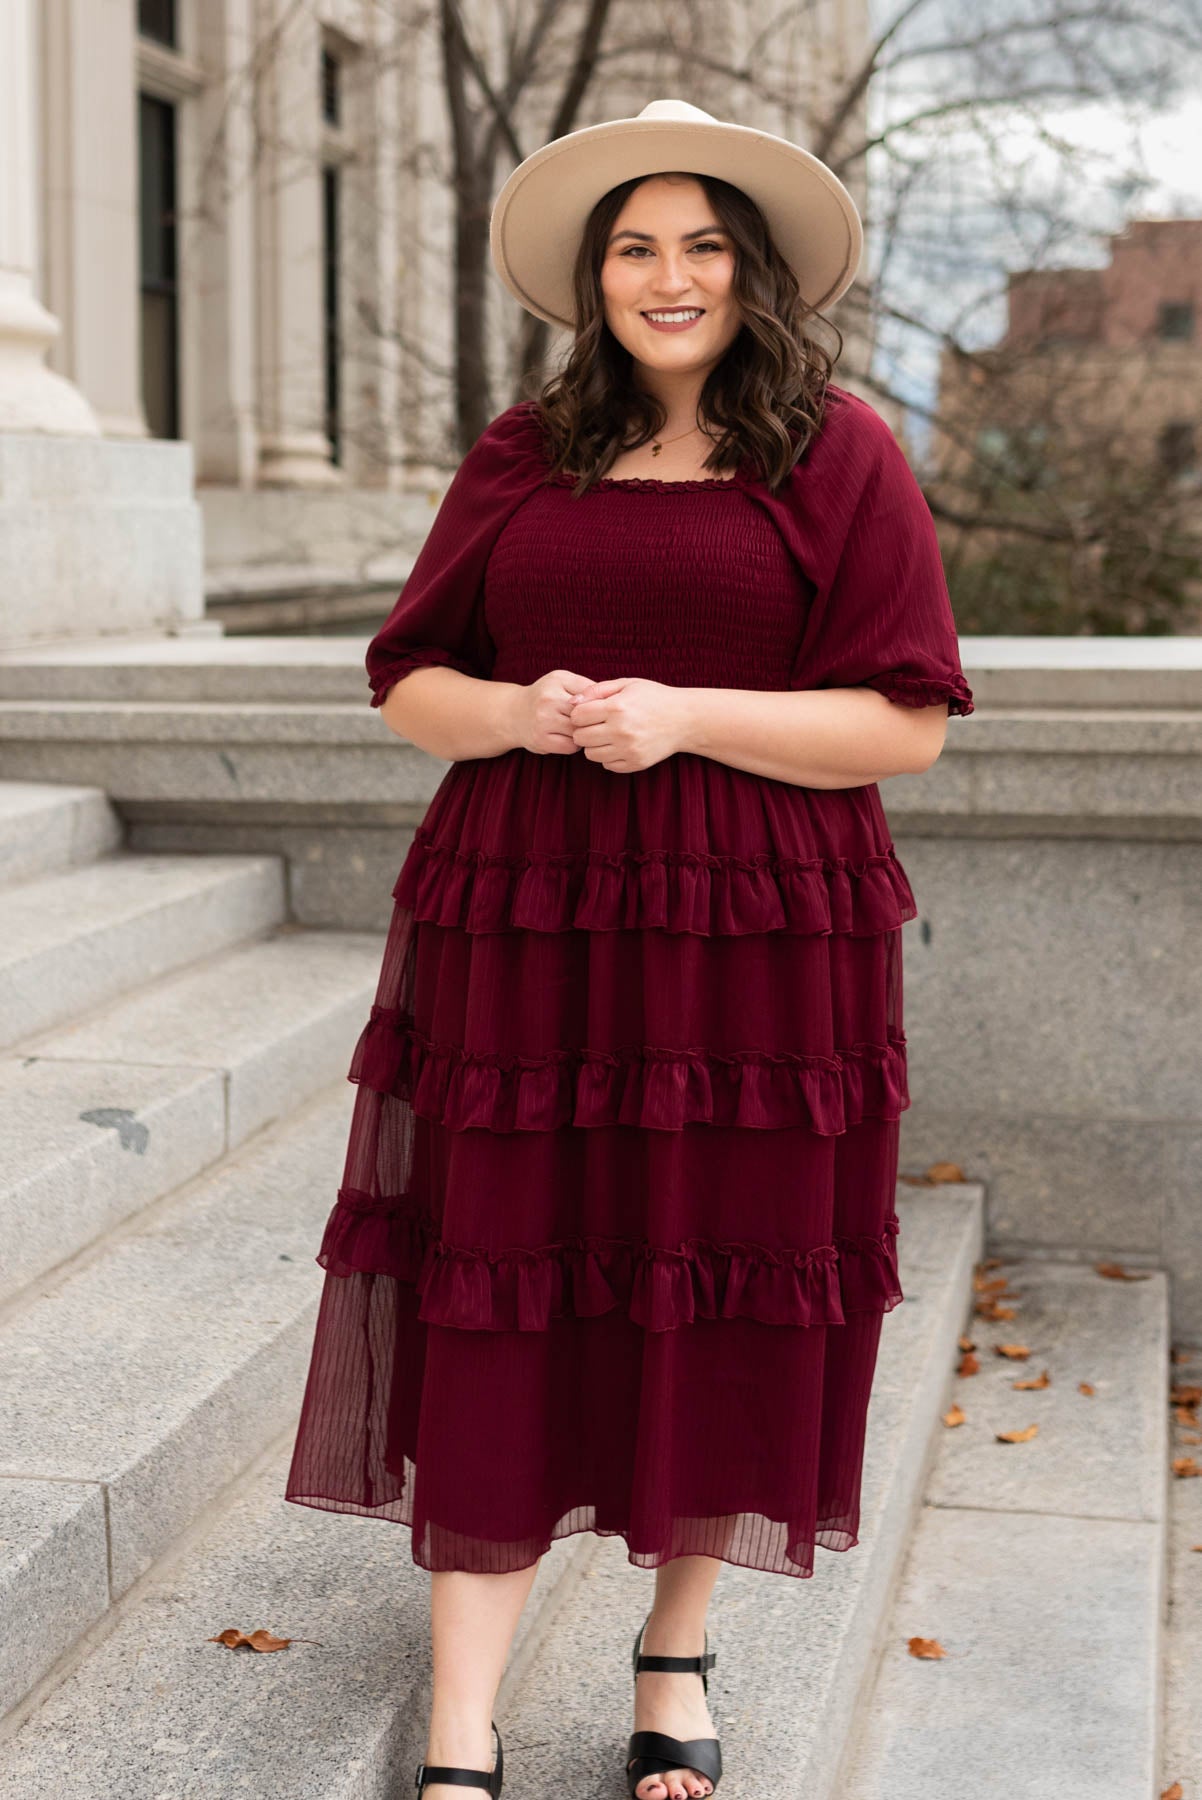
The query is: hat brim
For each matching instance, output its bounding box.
[490,115,863,331]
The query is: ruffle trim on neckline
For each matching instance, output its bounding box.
[546,467,744,493]
[394,835,918,936]
[863,671,976,717]
[351,1008,909,1135]
[317,1194,903,1329]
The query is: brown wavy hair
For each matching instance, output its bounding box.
[526,170,843,497]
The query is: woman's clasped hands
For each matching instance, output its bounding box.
[512,668,690,773]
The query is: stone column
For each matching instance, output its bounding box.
[254,0,340,486]
[0,0,98,433]
[339,16,405,490]
[192,0,259,485]
[39,0,146,438]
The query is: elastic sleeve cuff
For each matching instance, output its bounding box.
[858,671,975,717]
[368,647,481,708]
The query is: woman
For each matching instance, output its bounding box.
[285,99,974,1800]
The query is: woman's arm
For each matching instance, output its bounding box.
[378,665,526,762]
[673,684,949,789]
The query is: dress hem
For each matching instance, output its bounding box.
[280,1490,862,1582]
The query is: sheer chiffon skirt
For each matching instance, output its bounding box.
[284,748,909,1579]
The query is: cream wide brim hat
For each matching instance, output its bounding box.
[489,97,863,332]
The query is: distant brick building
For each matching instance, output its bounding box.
[931,218,1202,555]
[925,219,1202,631]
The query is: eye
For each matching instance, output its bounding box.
[618,241,725,256]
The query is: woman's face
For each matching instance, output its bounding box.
[599,174,742,383]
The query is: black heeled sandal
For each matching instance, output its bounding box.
[414,1718,503,1795]
[626,1611,722,1798]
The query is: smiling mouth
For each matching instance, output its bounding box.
[642,308,705,320]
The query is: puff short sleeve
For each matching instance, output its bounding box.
[366,402,548,707]
[767,388,974,717]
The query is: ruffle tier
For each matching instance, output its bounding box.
[394,830,918,937]
[317,1190,903,1330]
[351,1005,908,1136]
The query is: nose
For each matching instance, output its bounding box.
[647,254,696,297]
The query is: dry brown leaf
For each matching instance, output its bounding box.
[899,1161,969,1187]
[943,1404,967,1427]
[1191,1543,1202,1552]
[1180,1433,1202,1446]
[957,1350,980,1377]
[907,1635,948,1659]
[1013,1369,1051,1391]
[996,1424,1039,1443]
[1094,1261,1151,1282]
[1078,1382,1095,1396]
[1171,1348,1192,1363]
[1170,1385,1202,1405]
[995,1343,1032,1360]
[206,1627,318,1652]
[974,1273,1014,1295]
[975,1298,1017,1321]
[1172,1456,1201,1478]
[1160,1782,1183,1799]
[958,1333,976,1352]
[1175,1406,1200,1428]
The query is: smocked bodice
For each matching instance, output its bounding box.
[484,470,814,692]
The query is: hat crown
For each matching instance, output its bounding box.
[633,99,718,127]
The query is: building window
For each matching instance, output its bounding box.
[323,165,341,465]
[1158,421,1197,476]
[138,92,179,439]
[1157,301,1194,342]
[321,48,341,126]
[137,0,177,47]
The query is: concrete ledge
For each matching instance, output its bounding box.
[0,437,203,647]
[2,631,1202,706]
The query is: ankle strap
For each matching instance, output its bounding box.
[415,1720,502,1795]
[635,1650,717,1677]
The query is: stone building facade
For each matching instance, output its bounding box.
[0,0,873,613]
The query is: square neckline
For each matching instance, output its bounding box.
[546,466,747,493]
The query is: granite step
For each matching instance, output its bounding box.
[836,1257,1171,1799]
[0,1079,354,1722]
[0,850,285,1050]
[0,928,382,1307]
[0,779,120,888]
[0,1433,591,1793]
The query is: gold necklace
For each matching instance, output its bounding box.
[650,423,705,457]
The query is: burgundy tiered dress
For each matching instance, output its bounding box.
[284,385,974,1579]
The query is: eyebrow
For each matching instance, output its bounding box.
[607,225,727,246]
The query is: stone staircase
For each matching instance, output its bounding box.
[0,777,1189,1797]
